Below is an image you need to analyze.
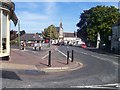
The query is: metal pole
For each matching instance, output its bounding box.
[67,51,69,64]
[18,20,21,49]
[49,26,51,47]
[48,51,51,67]
[71,50,74,62]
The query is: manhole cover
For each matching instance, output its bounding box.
[18,70,45,75]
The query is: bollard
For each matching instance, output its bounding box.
[71,50,74,62]
[67,51,69,64]
[48,51,51,67]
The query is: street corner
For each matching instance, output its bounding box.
[39,61,84,73]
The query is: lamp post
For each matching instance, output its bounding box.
[18,20,21,49]
[49,25,52,47]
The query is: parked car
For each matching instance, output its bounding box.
[80,44,87,48]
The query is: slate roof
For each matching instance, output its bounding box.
[55,27,60,32]
[20,33,41,41]
[64,32,75,37]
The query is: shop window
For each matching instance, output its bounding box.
[2,11,7,53]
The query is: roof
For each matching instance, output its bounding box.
[20,33,41,41]
[55,27,60,32]
[64,32,75,37]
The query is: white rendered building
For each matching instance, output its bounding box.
[0,0,18,59]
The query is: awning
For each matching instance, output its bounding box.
[0,0,18,26]
[10,11,18,26]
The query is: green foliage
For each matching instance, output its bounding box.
[77,5,120,45]
[42,25,59,39]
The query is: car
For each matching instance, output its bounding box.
[80,44,87,48]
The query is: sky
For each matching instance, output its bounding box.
[11,1,119,33]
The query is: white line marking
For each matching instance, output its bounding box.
[42,53,49,59]
[81,52,88,55]
[56,48,72,61]
[42,47,58,59]
[90,55,118,65]
[78,51,118,65]
[71,83,119,88]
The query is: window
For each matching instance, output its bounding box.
[2,11,7,53]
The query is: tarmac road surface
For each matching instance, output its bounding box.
[1,45,119,89]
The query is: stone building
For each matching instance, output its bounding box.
[56,21,84,45]
[111,20,120,54]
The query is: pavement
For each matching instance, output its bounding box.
[0,45,83,72]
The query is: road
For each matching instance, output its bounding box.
[1,45,119,89]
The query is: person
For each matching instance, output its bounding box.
[23,41,26,50]
[34,41,38,51]
[21,42,24,50]
[39,42,41,51]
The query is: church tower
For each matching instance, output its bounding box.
[59,21,64,41]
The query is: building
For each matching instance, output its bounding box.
[10,30,18,40]
[54,21,85,46]
[20,33,42,46]
[111,20,120,53]
[63,32,76,45]
[63,32,84,45]
[58,22,64,42]
[0,0,18,59]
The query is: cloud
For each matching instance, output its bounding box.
[45,2,57,15]
[15,11,50,32]
[17,11,49,21]
[11,2,59,33]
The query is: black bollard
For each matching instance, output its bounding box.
[67,51,69,64]
[48,51,51,67]
[71,50,74,62]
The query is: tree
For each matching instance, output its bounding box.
[77,5,120,47]
[42,25,59,39]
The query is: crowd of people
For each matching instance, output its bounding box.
[21,41,41,51]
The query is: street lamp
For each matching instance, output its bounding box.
[18,20,21,49]
[49,26,51,47]
[0,0,18,60]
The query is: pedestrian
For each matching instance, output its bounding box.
[34,41,38,51]
[39,42,41,51]
[21,42,24,50]
[23,41,26,50]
